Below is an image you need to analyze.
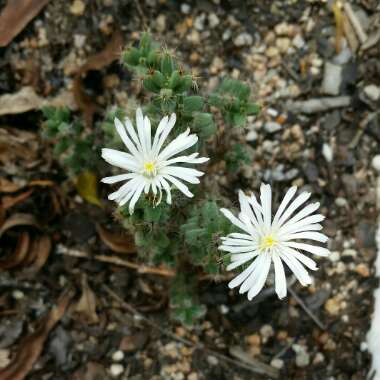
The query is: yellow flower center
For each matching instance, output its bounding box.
[143,161,157,177]
[260,235,277,251]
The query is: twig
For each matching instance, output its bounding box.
[103,285,279,379]
[288,286,326,330]
[343,2,368,44]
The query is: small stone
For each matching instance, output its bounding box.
[234,32,253,47]
[322,62,343,96]
[264,121,282,134]
[364,84,380,101]
[342,248,357,257]
[12,290,24,300]
[335,197,347,207]
[260,325,274,343]
[181,4,191,14]
[208,13,220,28]
[246,130,258,142]
[325,297,341,316]
[312,352,325,365]
[270,358,284,369]
[265,46,279,58]
[188,373,199,380]
[276,37,291,53]
[109,364,124,377]
[292,34,305,49]
[194,14,206,31]
[207,355,218,366]
[112,350,124,362]
[210,56,224,74]
[322,143,333,162]
[74,34,86,49]
[372,155,380,172]
[70,0,85,16]
[329,251,340,262]
[156,15,166,33]
[292,344,310,367]
[355,263,370,277]
[246,334,261,346]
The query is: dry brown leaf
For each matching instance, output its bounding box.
[0,232,30,270]
[73,30,124,127]
[0,288,74,380]
[0,178,23,193]
[0,0,51,47]
[0,213,39,238]
[96,224,135,254]
[24,235,51,272]
[1,189,34,210]
[74,275,99,324]
[0,87,76,116]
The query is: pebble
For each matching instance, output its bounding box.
[156,14,166,32]
[322,62,343,96]
[355,263,370,277]
[260,324,274,343]
[207,355,218,366]
[325,297,341,316]
[246,130,258,142]
[276,37,291,53]
[234,32,253,47]
[12,290,24,300]
[70,0,85,16]
[322,143,333,162]
[364,84,380,101]
[335,197,348,207]
[208,13,220,28]
[372,155,380,172]
[194,14,206,31]
[312,352,325,365]
[112,350,124,362]
[292,344,310,367]
[181,4,191,14]
[329,251,340,262]
[342,248,357,258]
[188,373,199,380]
[264,121,282,134]
[292,34,305,49]
[270,358,284,369]
[109,364,124,377]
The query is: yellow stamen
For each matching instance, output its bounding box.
[144,161,155,173]
[260,235,277,251]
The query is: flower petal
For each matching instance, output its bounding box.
[272,251,287,299]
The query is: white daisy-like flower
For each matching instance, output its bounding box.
[219,184,330,300]
[101,108,209,214]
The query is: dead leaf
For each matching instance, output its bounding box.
[75,171,102,207]
[0,288,74,380]
[96,224,135,254]
[0,87,76,116]
[73,30,123,127]
[0,213,39,238]
[332,1,344,53]
[24,235,51,272]
[1,189,34,210]
[0,0,51,47]
[74,275,99,324]
[0,232,30,270]
[0,178,23,193]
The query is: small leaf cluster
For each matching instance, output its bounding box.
[123,33,215,140]
[41,107,99,176]
[210,78,260,127]
[170,274,206,327]
[181,200,234,274]
[226,143,252,172]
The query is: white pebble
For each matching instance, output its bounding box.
[270,358,284,369]
[110,364,124,377]
[372,155,380,173]
[322,143,333,162]
[180,4,191,14]
[12,290,24,300]
[112,350,124,362]
[364,84,380,102]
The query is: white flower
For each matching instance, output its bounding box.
[219,184,330,300]
[101,108,209,214]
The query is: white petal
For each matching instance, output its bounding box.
[158,130,198,161]
[247,194,264,225]
[282,242,330,257]
[135,108,147,157]
[230,250,259,262]
[247,253,272,300]
[260,183,272,231]
[101,173,136,184]
[277,191,311,228]
[281,231,328,243]
[114,118,142,160]
[144,116,152,150]
[220,238,256,247]
[152,115,168,153]
[280,202,321,230]
[227,255,263,288]
[101,148,140,172]
[163,174,193,198]
[272,252,287,299]
[279,214,325,235]
[219,245,258,253]
[153,113,177,156]
[239,253,268,293]
[281,246,318,270]
[129,182,145,214]
[238,191,259,227]
[272,186,297,227]
[279,250,312,286]
[220,208,253,235]
[163,153,209,166]
[160,166,203,184]
[124,117,143,152]
[157,176,172,204]
[225,232,253,240]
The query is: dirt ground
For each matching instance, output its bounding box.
[0,0,379,379]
